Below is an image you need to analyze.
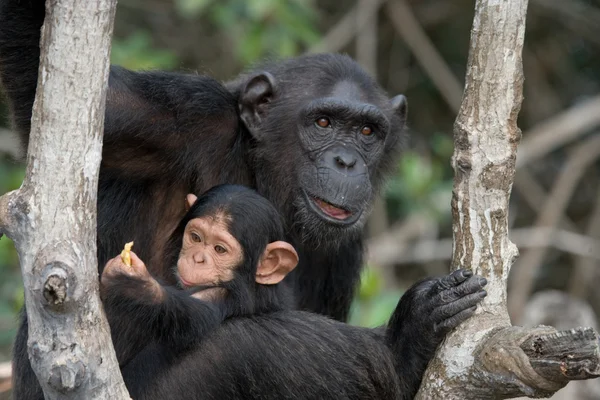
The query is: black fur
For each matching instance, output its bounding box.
[101,185,487,400]
[102,184,400,399]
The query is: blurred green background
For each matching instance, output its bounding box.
[1,1,599,394]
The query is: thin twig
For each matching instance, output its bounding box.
[308,0,386,54]
[387,0,463,113]
[509,134,600,324]
[517,95,600,168]
[366,213,434,267]
[531,0,600,48]
[513,170,578,232]
[522,47,562,123]
[568,188,600,298]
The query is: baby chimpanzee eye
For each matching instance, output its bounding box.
[191,233,202,243]
[214,245,227,254]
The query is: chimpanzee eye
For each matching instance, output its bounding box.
[214,245,227,254]
[191,232,202,243]
[360,125,374,136]
[315,117,331,128]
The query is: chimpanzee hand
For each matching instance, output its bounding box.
[386,269,487,399]
[387,269,487,356]
[101,251,163,301]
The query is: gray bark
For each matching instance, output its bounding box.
[414,0,600,398]
[0,0,129,398]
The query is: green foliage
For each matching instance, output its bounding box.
[385,133,455,223]
[174,0,320,63]
[349,266,403,328]
[0,158,25,359]
[111,31,179,71]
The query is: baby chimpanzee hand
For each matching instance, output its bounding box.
[101,251,163,301]
[102,251,150,283]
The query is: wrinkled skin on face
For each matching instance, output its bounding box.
[238,58,407,246]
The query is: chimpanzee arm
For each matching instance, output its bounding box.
[386,269,487,398]
[0,0,239,180]
[101,275,224,366]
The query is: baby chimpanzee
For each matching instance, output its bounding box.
[101,184,487,400]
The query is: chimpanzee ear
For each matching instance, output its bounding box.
[256,241,298,285]
[391,94,408,120]
[185,194,198,211]
[239,72,276,140]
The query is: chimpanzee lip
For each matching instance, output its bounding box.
[302,190,362,226]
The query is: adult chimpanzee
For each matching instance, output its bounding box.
[100,184,487,400]
[1,0,404,322]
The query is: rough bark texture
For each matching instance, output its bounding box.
[0,0,128,398]
[414,0,600,398]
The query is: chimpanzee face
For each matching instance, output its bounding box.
[238,55,407,245]
[176,192,300,293]
[294,80,393,227]
[176,215,243,289]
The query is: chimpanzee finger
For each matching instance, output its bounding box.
[434,306,478,334]
[430,290,487,322]
[129,251,145,269]
[437,275,487,305]
[432,269,473,294]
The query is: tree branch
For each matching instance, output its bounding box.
[0,0,129,398]
[414,0,600,398]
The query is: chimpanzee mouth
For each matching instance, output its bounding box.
[303,191,362,226]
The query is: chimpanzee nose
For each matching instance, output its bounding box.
[193,252,204,263]
[322,145,366,176]
[334,154,357,169]
[331,147,358,171]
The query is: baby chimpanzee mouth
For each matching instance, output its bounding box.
[302,191,362,225]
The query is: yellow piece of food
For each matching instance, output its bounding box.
[121,241,134,267]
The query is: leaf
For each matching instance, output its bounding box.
[174,0,214,17]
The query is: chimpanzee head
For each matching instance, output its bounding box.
[165,184,298,309]
[231,53,407,247]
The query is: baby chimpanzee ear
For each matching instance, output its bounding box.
[256,241,298,285]
[185,194,198,211]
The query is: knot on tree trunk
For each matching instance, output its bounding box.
[44,270,68,305]
[34,245,80,311]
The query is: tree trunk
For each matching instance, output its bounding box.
[0,0,128,398]
[415,0,600,398]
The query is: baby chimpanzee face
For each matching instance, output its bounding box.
[177,213,243,289]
